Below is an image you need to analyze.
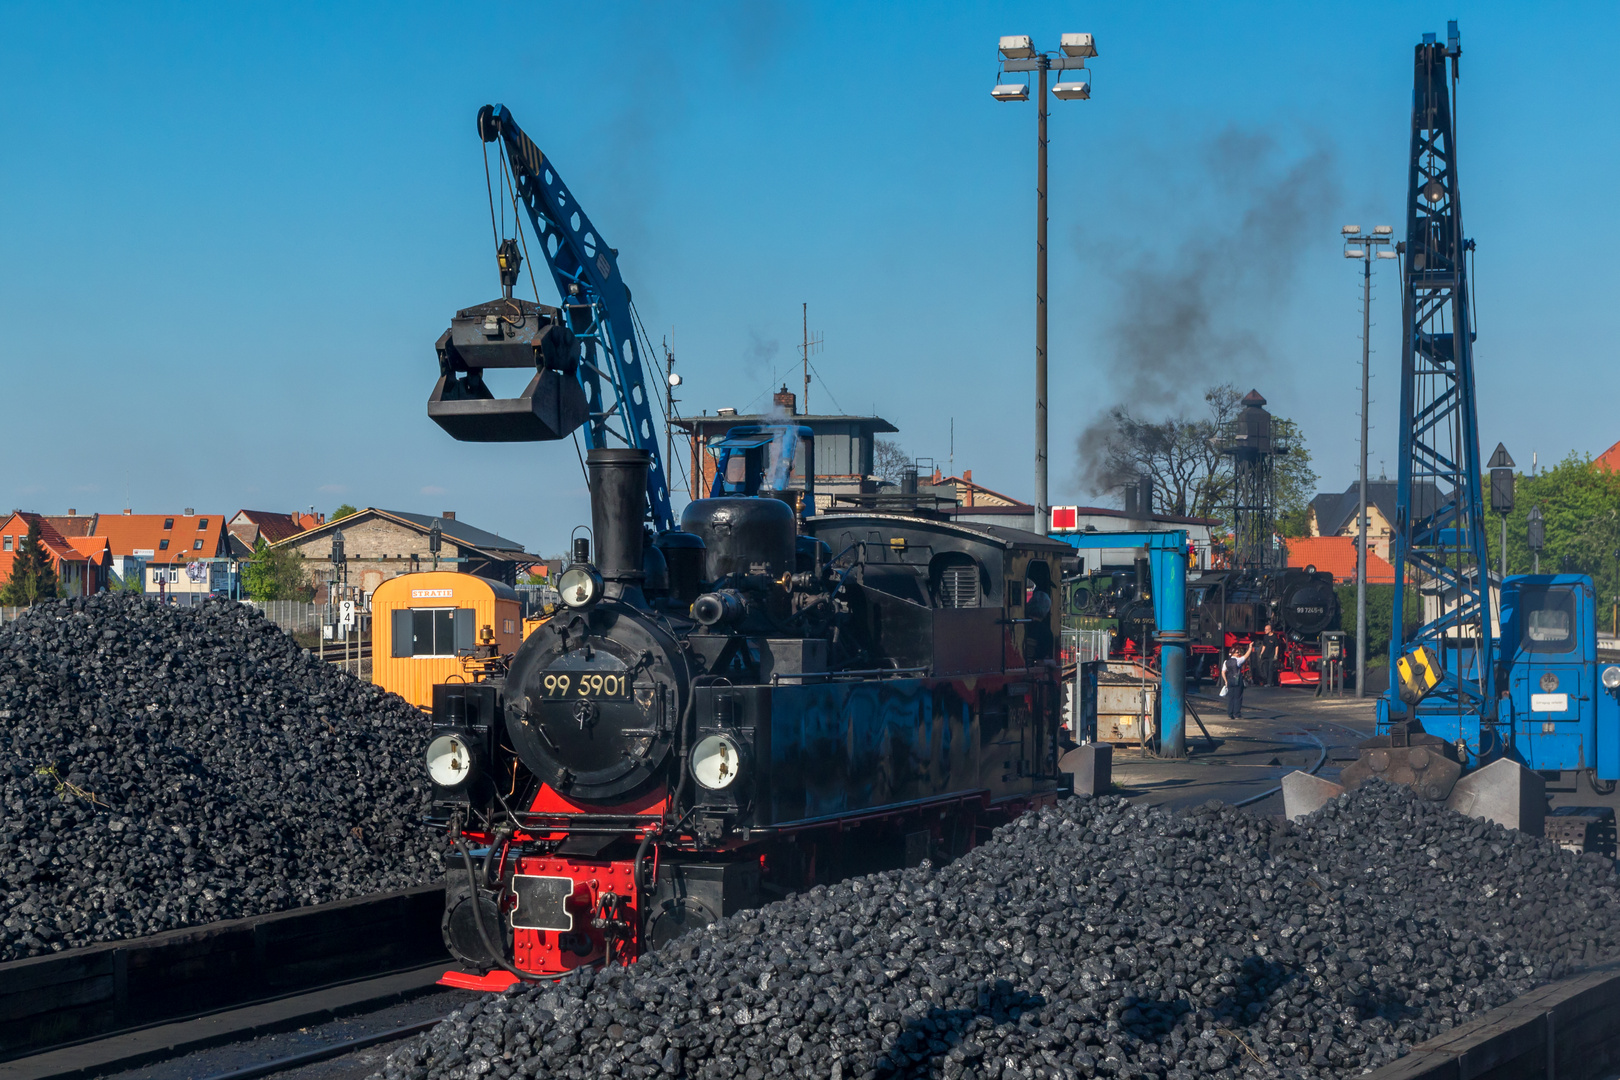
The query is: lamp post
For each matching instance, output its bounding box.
[1341,225,1396,696]
[994,33,1097,535]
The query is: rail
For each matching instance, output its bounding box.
[0,883,447,1066]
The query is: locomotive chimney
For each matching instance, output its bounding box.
[587,448,651,601]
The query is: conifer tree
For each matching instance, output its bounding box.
[0,519,60,606]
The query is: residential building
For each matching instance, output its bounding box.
[90,510,231,598]
[672,388,899,511]
[227,509,325,557]
[272,509,529,600]
[0,512,112,596]
[1284,535,1395,584]
[1307,480,1440,565]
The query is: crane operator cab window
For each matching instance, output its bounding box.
[1518,585,1578,654]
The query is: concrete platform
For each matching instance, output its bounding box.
[1108,686,1377,815]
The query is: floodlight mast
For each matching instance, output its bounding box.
[992,33,1096,539]
[1340,224,1394,698]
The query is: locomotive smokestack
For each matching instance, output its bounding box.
[587,448,651,599]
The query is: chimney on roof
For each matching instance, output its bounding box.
[68,509,75,516]
[123,508,132,515]
[184,508,194,515]
[773,385,798,415]
[443,511,456,520]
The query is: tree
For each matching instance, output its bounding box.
[242,538,312,601]
[1080,384,1239,519]
[0,519,61,606]
[1081,384,1316,541]
[1273,417,1318,538]
[873,439,912,483]
[331,504,358,521]
[117,566,146,593]
[1483,453,1620,609]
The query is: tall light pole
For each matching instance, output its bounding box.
[1341,225,1397,696]
[994,33,1096,535]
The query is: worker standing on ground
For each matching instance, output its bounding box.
[1256,623,1279,687]
[1221,643,1252,719]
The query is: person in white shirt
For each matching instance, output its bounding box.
[1221,643,1253,719]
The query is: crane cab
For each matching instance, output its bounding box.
[1499,575,1620,783]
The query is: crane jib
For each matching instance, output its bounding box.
[437,103,674,533]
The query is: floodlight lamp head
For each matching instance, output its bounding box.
[1051,80,1091,100]
[1341,225,1361,235]
[1344,247,1365,259]
[992,83,1030,102]
[999,35,1035,60]
[1373,225,1394,235]
[1060,33,1097,59]
[1376,250,1399,259]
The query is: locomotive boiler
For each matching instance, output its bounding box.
[425,449,1072,989]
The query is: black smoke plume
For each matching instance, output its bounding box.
[1075,128,1339,495]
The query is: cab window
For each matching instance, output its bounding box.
[1519,585,1577,654]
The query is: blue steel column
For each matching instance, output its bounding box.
[1150,534,1188,759]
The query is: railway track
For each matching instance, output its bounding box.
[0,885,451,1080]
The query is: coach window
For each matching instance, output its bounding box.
[392,607,474,657]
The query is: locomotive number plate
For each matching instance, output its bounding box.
[510,874,575,931]
[538,672,632,700]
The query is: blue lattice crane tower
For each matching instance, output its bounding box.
[1385,23,1494,738]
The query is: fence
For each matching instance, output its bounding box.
[243,600,325,634]
[1061,627,1111,663]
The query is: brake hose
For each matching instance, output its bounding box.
[454,835,544,982]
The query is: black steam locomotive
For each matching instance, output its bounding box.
[1067,563,1342,683]
[426,449,1071,989]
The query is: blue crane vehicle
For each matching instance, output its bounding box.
[1293,26,1620,853]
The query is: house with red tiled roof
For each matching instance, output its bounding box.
[1285,535,1394,584]
[226,509,325,557]
[0,512,112,596]
[91,510,229,598]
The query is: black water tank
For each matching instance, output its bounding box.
[655,531,706,605]
[680,498,796,583]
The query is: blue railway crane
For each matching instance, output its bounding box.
[1384,23,1494,736]
[429,104,675,534]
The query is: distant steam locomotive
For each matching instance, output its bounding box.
[1065,564,1343,684]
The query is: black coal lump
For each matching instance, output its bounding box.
[0,594,436,960]
[373,782,1620,1080]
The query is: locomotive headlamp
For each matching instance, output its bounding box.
[427,733,476,787]
[557,564,603,609]
[1603,665,1620,691]
[691,734,743,790]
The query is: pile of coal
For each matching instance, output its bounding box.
[379,782,1620,1080]
[0,594,437,961]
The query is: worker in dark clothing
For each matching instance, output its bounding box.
[1221,643,1252,719]
[1255,623,1280,687]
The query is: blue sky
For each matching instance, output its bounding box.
[3,2,1616,556]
